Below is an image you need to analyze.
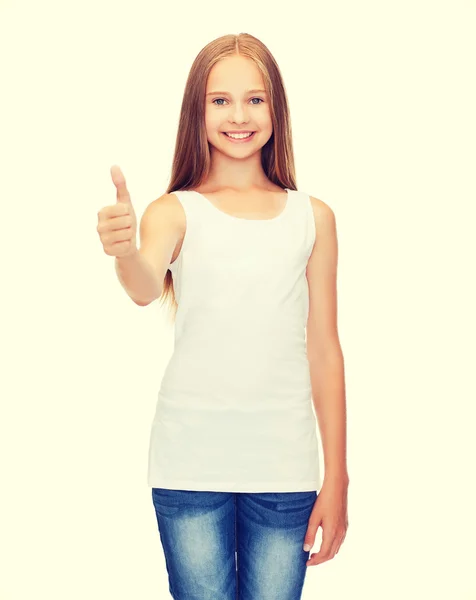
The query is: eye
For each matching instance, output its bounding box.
[212,97,264,106]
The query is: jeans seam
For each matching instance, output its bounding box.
[235,493,238,600]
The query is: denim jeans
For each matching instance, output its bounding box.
[151,487,319,600]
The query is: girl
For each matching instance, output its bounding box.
[100,32,348,600]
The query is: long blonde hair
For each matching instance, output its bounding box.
[160,32,298,322]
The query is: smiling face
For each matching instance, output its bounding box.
[204,55,273,156]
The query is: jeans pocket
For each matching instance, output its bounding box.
[152,488,182,517]
[275,491,317,512]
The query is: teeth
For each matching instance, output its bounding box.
[225,132,253,139]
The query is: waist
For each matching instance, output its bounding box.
[159,348,312,411]
[177,307,305,346]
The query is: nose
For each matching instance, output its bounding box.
[229,103,249,125]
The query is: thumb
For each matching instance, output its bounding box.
[110,165,131,204]
[303,516,320,552]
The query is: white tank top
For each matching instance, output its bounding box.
[147,188,321,492]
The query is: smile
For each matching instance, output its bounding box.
[222,132,256,143]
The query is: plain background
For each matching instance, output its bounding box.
[1,0,475,598]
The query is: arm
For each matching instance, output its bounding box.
[115,193,183,306]
[115,250,162,306]
[306,197,349,485]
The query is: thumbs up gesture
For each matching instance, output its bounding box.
[97,165,138,258]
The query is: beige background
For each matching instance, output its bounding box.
[1,0,475,598]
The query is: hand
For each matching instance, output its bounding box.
[97,165,138,258]
[303,478,349,567]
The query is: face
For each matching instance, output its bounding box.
[204,55,273,156]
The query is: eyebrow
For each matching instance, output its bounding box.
[206,89,267,96]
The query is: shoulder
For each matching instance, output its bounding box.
[148,191,184,210]
[143,192,186,229]
[308,195,337,234]
[305,196,338,284]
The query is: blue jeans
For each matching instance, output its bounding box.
[151,487,319,600]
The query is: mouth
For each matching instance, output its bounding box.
[222,131,256,143]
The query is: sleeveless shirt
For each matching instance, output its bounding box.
[147,188,322,493]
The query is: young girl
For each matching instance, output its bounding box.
[100,32,349,600]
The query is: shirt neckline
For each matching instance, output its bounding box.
[191,189,292,223]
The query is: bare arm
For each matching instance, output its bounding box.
[116,193,183,306]
[306,196,349,484]
[115,250,162,306]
